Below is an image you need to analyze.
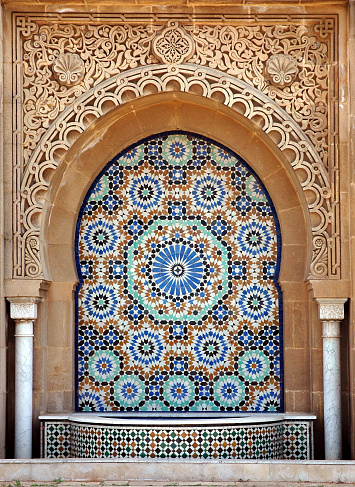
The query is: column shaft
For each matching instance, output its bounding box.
[316,297,347,461]
[14,320,34,459]
[322,320,342,460]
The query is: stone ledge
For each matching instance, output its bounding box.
[1,459,355,483]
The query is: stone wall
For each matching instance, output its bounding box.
[0,0,6,460]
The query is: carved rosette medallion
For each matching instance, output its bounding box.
[265,54,298,87]
[153,22,194,64]
[53,53,85,87]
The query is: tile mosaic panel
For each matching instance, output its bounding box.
[71,423,283,459]
[43,422,71,458]
[76,132,282,412]
[40,420,313,460]
[281,421,311,460]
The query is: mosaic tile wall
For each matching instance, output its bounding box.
[41,422,71,458]
[76,132,282,412]
[41,420,312,459]
[281,421,312,460]
[71,423,283,459]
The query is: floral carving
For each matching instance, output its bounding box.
[20,22,331,170]
[265,54,298,87]
[18,64,331,280]
[12,14,338,279]
[152,22,194,64]
[52,53,85,87]
[317,299,347,321]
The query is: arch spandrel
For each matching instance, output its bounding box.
[43,92,310,287]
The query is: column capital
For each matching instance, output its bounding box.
[315,298,348,322]
[7,297,41,321]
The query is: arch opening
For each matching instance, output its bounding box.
[75,131,283,413]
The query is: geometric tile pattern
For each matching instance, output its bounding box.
[42,420,312,459]
[76,132,282,412]
[71,424,283,459]
[281,421,312,460]
[42,422,71,458]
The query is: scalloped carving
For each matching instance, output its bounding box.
[18,64,331,279]
[53,53,85,87]
[265,54,298,87]
[12,14,339,279]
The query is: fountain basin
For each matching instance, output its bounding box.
[40,413,315,460]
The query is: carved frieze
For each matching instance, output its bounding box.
[19,20,331,169]
[12,14,339,279]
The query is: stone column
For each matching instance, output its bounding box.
[316,298,347,460]
[8,298,40,459]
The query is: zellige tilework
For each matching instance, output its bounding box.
[42,422,71,458]
[41,419,313,459]
[76,132,282,412]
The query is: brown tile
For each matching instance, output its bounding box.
[282,301,294,349]
[134,100,179,135]
[46,391,64,413]
[263,167,305,212]
[292,390,311,412]
[33,349,45,391]
[292,301,309,349]
[278,206,309,246]
[47,347,74,391]
[50,169,91,215]
[47,301,65,348]
[47,205,77,246]
[236,133,283,181]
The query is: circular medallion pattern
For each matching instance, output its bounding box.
[163,376,195,408]
[129,220,229,321]
[152,244,204,296]
[82,220,119,256]
[127,173,163,210]
[191,174,227,211]
[193,331,229,368]
[128,330,164,368]
[114,376,144,408]
[81,284,118,321]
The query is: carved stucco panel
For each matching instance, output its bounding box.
[52,53,85,87]
[18,64,331,280]
[12,14,339,280]
[8,299,40,321]
[20,20,332,169]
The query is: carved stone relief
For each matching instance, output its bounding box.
[265,54,298,87]
[8,299,39,321]
[12,14,339,280]
[316,298,347,321]
[152,21,194,64]
[52,53,85,87]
